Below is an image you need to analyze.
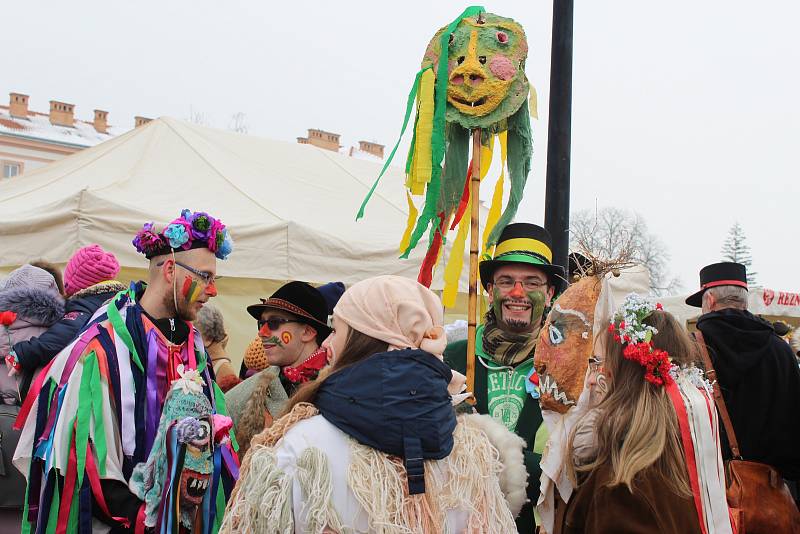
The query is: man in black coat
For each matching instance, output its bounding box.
[688,262,800,481]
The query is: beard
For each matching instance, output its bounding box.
[163,289,198,322]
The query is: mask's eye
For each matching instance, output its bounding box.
[496,31,509,44]
[549,324,564,345]
[197,421,210,440]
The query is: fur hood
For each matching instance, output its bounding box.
[0,286,64,326]
[68,280,127,301]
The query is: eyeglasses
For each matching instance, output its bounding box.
[493,277,548,291]
[157,260,222,285]
[258,317,301,331]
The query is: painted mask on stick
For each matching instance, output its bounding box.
[423,12,529,129]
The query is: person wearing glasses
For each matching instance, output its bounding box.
[13,209,237,534]
[444,222,566,533]
[246,281,332,397]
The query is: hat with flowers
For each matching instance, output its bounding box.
[132,209,233,260]
[607,293,673,387]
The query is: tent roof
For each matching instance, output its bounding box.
[0,117,482,289]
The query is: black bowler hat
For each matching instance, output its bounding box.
[246,281,332,337]
[685,262,748,307]
[480,223,566,292]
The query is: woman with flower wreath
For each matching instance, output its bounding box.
[558,295,734,534]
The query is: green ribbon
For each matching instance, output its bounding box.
[356,66,431,220]
[401,5,485,257]
[88,353,108,475]
[75,351,97,479]
[107,290,144,373]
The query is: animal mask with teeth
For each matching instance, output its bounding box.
[130,372,233,529]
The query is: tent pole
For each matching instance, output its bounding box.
[466,128,482,403]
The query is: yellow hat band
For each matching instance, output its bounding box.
[493,237,553,263]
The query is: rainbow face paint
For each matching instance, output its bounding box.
[181,276,203,304]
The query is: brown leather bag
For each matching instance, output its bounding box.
[696,331,800,534]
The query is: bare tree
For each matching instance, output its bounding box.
[228,112,249,134]
[187,105,210,126]
[570,207,681,295]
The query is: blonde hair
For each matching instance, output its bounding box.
[570,310,693,496]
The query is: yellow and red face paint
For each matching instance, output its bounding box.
[181,276,204,304]
[281,331,293,345]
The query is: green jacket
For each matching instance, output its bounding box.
[444,335,543,534]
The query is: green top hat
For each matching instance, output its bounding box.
[479,223,566,291]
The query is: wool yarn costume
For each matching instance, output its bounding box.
[13,210,237,534]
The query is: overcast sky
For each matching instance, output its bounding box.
[4,1,799,293]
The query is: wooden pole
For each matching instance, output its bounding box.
[466,128,482,402]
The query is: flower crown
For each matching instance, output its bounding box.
[607,293,673,387]
[132,209,233,260]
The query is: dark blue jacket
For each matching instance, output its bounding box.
[14,284,125,398]
[316,348,456,495]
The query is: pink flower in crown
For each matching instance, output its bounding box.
[132,222,166,254]
[205,218,226,253]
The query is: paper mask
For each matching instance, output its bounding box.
[535,276,602,413]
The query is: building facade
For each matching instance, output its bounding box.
[0,92,146,178]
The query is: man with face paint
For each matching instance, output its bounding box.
[13,209,238,534]
[444,223,564,533]
[246,281,332,397]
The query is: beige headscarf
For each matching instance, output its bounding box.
[334,276,466,398]
[334,275,447,356]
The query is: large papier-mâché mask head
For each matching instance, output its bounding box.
[422,12,529,129]
[535,276,602,413]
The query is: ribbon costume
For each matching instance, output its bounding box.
[13,209,238,534]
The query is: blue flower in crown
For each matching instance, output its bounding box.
[216,229,233,260]
[163,223,190,250]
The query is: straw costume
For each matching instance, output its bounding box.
[13,210,238,534]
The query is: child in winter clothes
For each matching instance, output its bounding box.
[0,265,64,404]
[8,245,127,398]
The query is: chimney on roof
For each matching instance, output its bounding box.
[9,93,29,118]
[49,100,75,127]
[359,140,385,159]
[134,116,152,128]
[93,110,109,134]
[302,128,341,152]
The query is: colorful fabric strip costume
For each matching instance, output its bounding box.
[13,209,237,534]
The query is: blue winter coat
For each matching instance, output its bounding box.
[13,281,127,397]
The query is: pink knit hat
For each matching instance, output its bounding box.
[64,244,120,296]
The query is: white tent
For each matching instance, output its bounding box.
[0,117,485,364]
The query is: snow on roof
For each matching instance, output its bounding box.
[0,105,129,148]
